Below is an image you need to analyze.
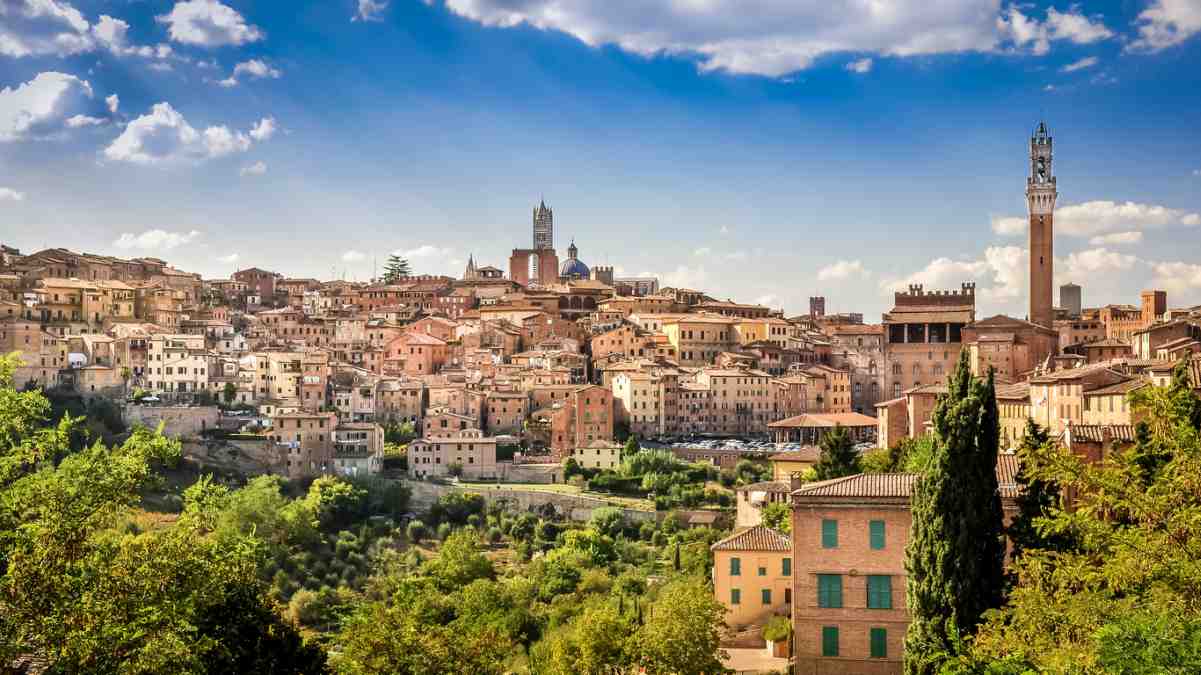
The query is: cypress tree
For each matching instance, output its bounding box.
[672,540,681,571]
[903,352,1006,674]
[814,423,860,480]
[1007,418,1068,559]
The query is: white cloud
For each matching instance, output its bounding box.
[754,294,778,306]
[239,160,267,176]
[105,94,119,114]
[104,102,271,165]
[1088,231,1143,246]
[0,0,92,57]
[342,250,367,262]
[1194,169,1201,176]
[846,57,873,74]
[693,246,748,262]
[1061,247,1141,278]
[0,187,25,202]
[216,253,239,263]
[817,259,870,282]
[1151,261,1201,293]
[997,6,1113,56]
[656,264,707,289]
[993,200,1201,237]
[216,59,282,87]
[64,114,104,127]
[437,1,1112,78]
[113,228,200,251]
[1043,84,1056,91]
[882,245,1026,306]
[158,0,263,47]
[1060,55,1098,72]
[395,245,453,259]
[0,71,108,142]
[353,0,389,22]
[990,215,1028,236]
[1129,0,1201,52]
[249,117,276,141]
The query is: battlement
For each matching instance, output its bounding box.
[894,282,977,308]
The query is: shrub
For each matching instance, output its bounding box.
[406,519,427,544]
[763,615,792,643]
[486,526,503,544]
[437,522,453,541]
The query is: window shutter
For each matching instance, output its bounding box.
[870,520,886,550]
[821,519,838,548]
[821,626,839,657]
[870,628,887,658]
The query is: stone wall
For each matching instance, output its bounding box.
[181,437,282,476]
[408,480,656,523]
[125,405,219,439]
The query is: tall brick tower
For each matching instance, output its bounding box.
[1027,122,1057,328]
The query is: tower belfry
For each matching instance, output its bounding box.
[1027,122,1057,328]
[532,199,554,279]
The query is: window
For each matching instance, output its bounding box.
[761,589,772,605]
[867,575,892,609]
[730,557,741,576]
[731,588,741,605]
[870,520,886,550]
[821,519,838,548]
[817,574,843,608]
[782,557,791,577]
[784,588,791,604]
[870,628,888,658]
[758,565,767,577]
[821,626,839,657]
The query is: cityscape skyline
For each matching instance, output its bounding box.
[3,0,1201,319]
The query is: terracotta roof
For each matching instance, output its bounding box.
[830,324,883,335]
[710,525,791,552]
[768,412,879,429]
[769,446,821,462]
[905,383,949,396]
[995,453,1020,499]
[1083,378,1147,397]
[995,381,1030,400]
[736,480,791,494]
[1085,338,1132,349]
[793,473,918,499]
[1065,424,1137,443]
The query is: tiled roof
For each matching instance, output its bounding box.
[793,473,918,499]
[769,446,821,462]
[905,383,949,395]
[1083,378,1147,397]
[995,381,1030,400]
[710,525,791,552]
[995,453,1020,499]
[768,412,879,429]
[736,480,791,494]
[1064,424,1137,443]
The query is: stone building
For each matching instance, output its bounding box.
[963,314,1058,382]
[882,284,976,400]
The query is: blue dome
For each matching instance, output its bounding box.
[560,257,590,278]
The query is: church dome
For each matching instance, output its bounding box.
[559,240,589,278]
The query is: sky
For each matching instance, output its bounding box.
[2,0,1201,321]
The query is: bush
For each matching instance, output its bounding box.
[429,492,485,526]
[486,526,503,544]
[406,519,427,544]
[437,522,453,541]
[763,615,792,643]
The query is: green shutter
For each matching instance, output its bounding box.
[762,589,772,605]
[821,626,839,657]
[782,557,792,577]
[821,519,838,548]
[818,574,843,608]
[870,628,887,658]
[731,588,740,605]
[870,520,886,550]
[730,557,740,576]
[867,575,892,609]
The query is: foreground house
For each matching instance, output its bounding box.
[710,525,793,630]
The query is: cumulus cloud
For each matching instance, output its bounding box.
[158,0,263,47]
[1060,55,1098,72]
[1088,231,1143,246]
[435,1,1111,77]
[0,187,25,202]
[0,71,111,142]
[1151,261,1201,293]
[1129,0,1201,52]
[239,160,267,176]
[694,247,748,262]
[817,259,870,282]
[993,200,1201,237]
[105,94,119,114]
[655,264,707,290]
[217,252,240,263]
[1061,247,1141,279]
[754,294,778,306]
[249,117,276,141]
[342,250,367,262]
[91,14,176,59]
[997,5,1113,56]
[216,59,282,87]
[113,228,200,251]
[103,103,273,165]
[0,0,93,57]
[846,57,873,74]
[353,0,389,22]
[395,245,453,259]
[881,245,1026,305]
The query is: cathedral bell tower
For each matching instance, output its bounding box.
[1027,122,1056,328]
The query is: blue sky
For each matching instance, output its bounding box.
[2,0,1201,320]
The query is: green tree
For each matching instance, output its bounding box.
[760,501,791,534]
[632,578,727,675]
[623,435,639,458]
[539,600,634,675]
[589,506,626,539]
[424,529,495,592]
[222,381,237,405]
[903,354,1005,674]
[406,519,427,544]
[382,254,411,284]
[1006,418,1070,559]
[966,370,1201,672]
[814,423,860,480]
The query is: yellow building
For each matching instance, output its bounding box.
[711,526,793,629]
[570,440,623,470]
[661,315,738,366]
[770,447,820,481]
